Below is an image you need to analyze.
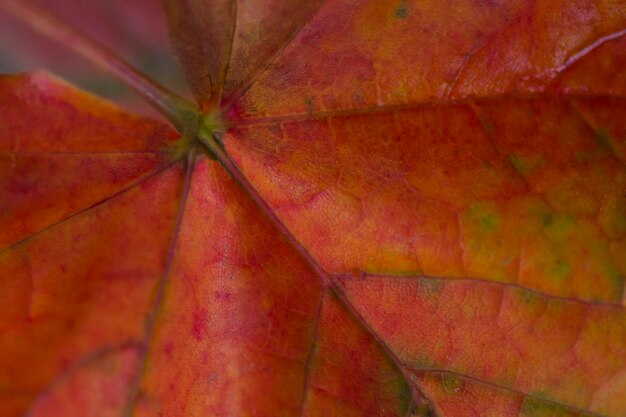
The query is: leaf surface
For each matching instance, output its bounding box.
[164,0,325,109]
[1,1,626,417]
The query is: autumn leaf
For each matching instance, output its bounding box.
[0,1,625,417]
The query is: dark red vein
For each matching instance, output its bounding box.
[122,151,196,417]
[411,369,608,417]
[331,281,438,417]
[221,0,328,110]
[200,124,436,414]
[227,93,626,127]
[199,132,330,285]
[24,340,143,417]
[0,161,178,255]
[335,272,625,308]
[297,290,326,417]
[4,1,433,413]
[444,0,539,99]
[556,29,626,74]
[217,0,238,106]
[568,100,626,167]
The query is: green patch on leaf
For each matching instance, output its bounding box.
[541,215,575,280]
[599,198,626,239]
[464,202,501,232]
[396,378,415,416]
[412,405,436,417]
[515,288,539,305]
[304,96,314,113]
[419,278,444,294]
[411,355,434,369]
[520,396,573,416]
[594,129,615,151]
[395,1,409,19]
[510,153,545,176]
[171,134,195,160]
[543,214,575,241]
[198,112,225,138]
[549,259,571,280]
[165,94,224,159]
[538,211,554,227]
[441,374,463,393]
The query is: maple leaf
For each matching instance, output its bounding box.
[1,1,625,417]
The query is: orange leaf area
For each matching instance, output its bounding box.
[341,275,626,416]
[226,96,626,303]
[1,0,626,416]
[229,0,626,117]
[2,71,625,417]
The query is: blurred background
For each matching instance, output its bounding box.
[0,0,192,121]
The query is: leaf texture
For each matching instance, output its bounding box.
[1,0,625,416]
[164,0,325,109]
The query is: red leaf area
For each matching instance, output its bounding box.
[0,1,625,417]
